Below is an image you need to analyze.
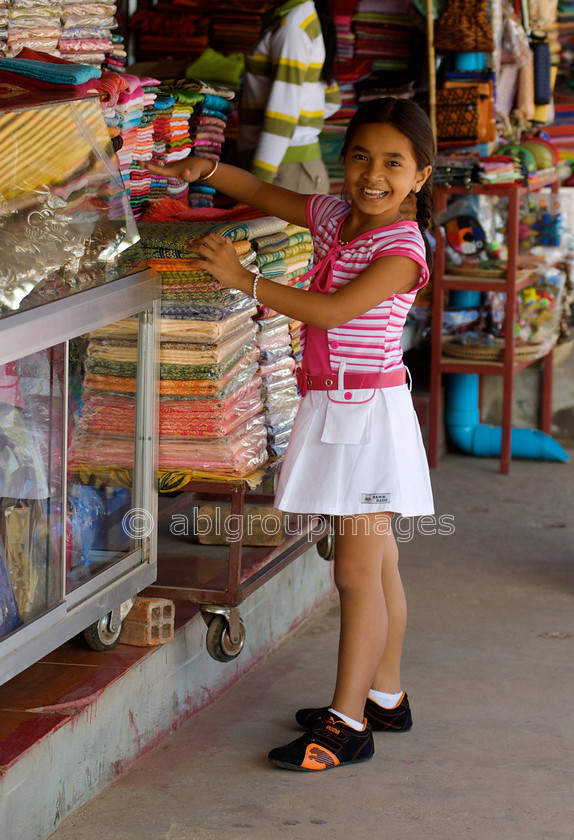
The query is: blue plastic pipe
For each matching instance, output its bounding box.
[445,373,569,461]
[445,290,569,462]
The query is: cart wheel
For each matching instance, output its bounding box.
[83,613,123,651]
[317,531,335,561]
[205,614,246,662]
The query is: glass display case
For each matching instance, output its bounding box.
[0,94,160,686]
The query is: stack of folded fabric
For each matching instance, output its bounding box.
[253,223,313,288]
[149,88,176,204]
[353,0,419,74]
[334,7,357,61]
[210,0,274,54]
[5,0,62,57]
[129,1,208,62]
[250,223,311,458]
[352,0,425,101]
[155,81,205,205]
[128,76,159,220]
[58,0,116,65]
[136,218,274,478]
[114,74,144,198]
[102,30,126,73]
[255,314,300,459]
[184,79,235,208]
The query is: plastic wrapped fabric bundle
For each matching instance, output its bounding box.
[80,378,263,439]
[87,326,256,365]
[160,295,256,322]
[157,347,259,395]
[158,309,258,342]
[84,349,260,398]
[158,415,268,475]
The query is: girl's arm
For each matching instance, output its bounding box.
[189,234,423,329]
[146,157,309,228]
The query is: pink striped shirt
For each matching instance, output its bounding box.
[302,193,430,374]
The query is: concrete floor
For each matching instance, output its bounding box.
[48,448,574,840]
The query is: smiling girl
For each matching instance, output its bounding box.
[149,97,436,772]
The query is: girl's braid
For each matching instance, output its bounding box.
[415,178,433,235]
[416,178,435,271]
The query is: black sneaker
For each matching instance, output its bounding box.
[268,715,374,771]
[295,692,413,733]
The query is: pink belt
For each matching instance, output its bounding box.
[296,367,406,397]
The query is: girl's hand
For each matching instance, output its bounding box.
[185,233,252,292]
[147,156,210,183]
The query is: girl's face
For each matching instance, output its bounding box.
[343,122,431,227]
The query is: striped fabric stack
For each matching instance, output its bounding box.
[138,218,274,478]
[128,77,159,220]
[114,75,145,198]
[209,0,274,54]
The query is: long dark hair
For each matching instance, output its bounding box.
[314,0,337,84]
[341,97,436,267]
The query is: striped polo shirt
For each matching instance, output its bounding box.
[239,0,340,181]
[302,193,430,374]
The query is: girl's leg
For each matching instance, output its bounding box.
[330,512,393,723]
[371,529,406,694]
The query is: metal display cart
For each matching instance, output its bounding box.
[0,94,160,686]
[150,475,333,661]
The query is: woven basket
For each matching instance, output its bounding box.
[442,336,551,363]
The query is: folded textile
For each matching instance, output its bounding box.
[1,54,100,83]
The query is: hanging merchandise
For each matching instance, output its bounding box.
[530,32,552,105]
[436,79,496,143]
[433,0,494,52]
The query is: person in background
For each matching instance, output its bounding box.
[238,0,340,193]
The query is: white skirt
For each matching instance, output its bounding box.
[274,384,434,517]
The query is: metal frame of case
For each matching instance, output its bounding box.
[0,271,160,685]
[0,94,161,685]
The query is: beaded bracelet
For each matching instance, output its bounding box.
[203,160,219,180]
[252,272,262,305]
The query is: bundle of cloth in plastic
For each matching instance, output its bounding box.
[249,223,312,459]
[255,314,300,459]
[4,0,62,57]
[58,0,116,65]
[139,217,294,479]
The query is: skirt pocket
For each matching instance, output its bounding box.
[320,389,375,444]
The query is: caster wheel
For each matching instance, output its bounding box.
[83,612,123,651]
[317,531,335,561]
[205,614,246,662]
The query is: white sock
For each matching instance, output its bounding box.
[328,707,364,731]
[368,689,403,709]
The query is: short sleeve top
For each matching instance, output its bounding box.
[302,193,430,374]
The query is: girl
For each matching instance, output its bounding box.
[149,97,435,772]
[239,0,340,192]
